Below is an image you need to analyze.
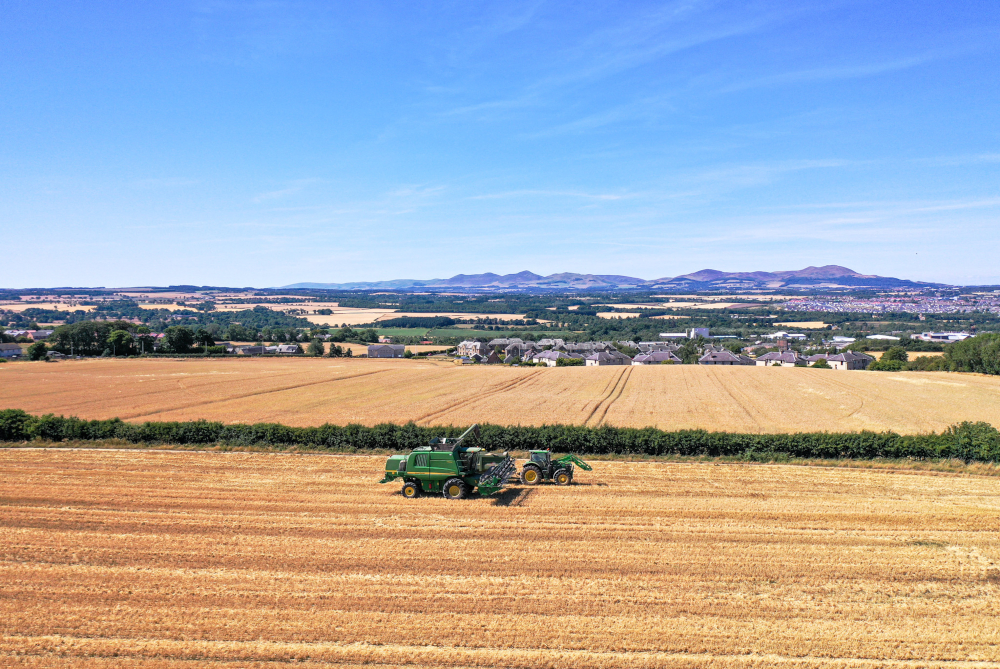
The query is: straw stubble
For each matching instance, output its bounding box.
[1,449,999,667]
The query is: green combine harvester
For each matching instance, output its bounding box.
[380,424,516,499]
[519,450,592,485]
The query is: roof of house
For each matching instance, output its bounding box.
[533,350,581,360]
[828,351,874,362]
[585,351,631,362]
[0,343,22,351]
[698,349,743,363]
[634,351,681,363]
[757,351,805,363]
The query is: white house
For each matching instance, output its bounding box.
[632,350,681,365]
[698,350,753,365]
[755,351,806,367]
[531,350,583,367]
[456,340,488,357]
[827,351,874,370]
[585,351,632,366]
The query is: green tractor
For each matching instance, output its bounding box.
[519,450,592,485]
[379,424,516,499]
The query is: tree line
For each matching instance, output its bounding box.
[1,409,998,462]
[867,336,1000,373]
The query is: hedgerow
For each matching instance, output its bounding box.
[1,409,998,462]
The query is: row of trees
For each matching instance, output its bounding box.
[867,337,1000,373]
[3,409,999,462]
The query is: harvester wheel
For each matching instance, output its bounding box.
[521,465,542,485]
[554,468,571,486]
[401,481,421,499]
[442,478,468,500]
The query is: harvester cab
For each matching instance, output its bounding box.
[520,450,592,485]
[380,424,517,500]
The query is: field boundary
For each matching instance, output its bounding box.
[4,442,999,477]
[2,408,999,463]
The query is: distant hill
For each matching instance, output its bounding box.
[282,266,933,291]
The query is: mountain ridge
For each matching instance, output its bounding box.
[283,266,932,290]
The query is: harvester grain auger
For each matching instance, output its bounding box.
[519,450,592,485]
[379,424,517,499]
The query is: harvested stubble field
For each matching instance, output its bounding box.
[3,358,1000,434]
[1,449,999,668]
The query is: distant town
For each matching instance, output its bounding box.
[2,278,993,374]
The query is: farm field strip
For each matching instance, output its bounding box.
[2,358,1000,433]
[1,450,999,667]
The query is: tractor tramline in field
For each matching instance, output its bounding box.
[379,424,517,499]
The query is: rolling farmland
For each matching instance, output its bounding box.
[1,449,999,667]
[2,357,1000,434]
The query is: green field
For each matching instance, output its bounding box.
[425,327,576,339]
[373,327,430,337]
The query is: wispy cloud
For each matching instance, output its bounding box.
[251,178,323,203]
[469,189,629,201]
[388,184,447,199]
[719,55,936,94]
[541,2,797,89]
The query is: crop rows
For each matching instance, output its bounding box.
[2,357,1000,434]
[2,450,1000,667]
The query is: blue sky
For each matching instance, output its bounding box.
[2,1,998,287]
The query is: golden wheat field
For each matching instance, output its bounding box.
[1,449,999,668]
[3,358,1000,434]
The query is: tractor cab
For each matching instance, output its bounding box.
[529,450,550,466]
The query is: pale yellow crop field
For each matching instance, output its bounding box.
[597,311,642,319]
[375,311,531,321]
[0,301,96,312]
[1,449,999,668]
[774,321,828,329]
[2,358,1000,433]
[867,350,946,360]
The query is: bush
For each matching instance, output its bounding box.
[307,339,325,356]
[556,357,584,366]
[906,356,947,371]
[882,346,909,363]
[811,359,831,368]
[869,359,906,372]
[27,342,47,361]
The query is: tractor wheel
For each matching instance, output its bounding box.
[521,465,542,485]
[442,478,468,500]
[401,481,421,499]
[554,468,571,486]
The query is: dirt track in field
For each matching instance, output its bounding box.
[2,449,999,668]
[2,357,1000,433]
